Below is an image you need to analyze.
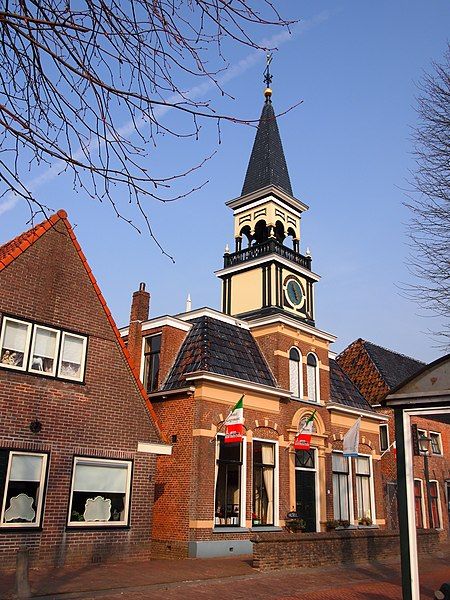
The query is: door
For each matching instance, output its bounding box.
[295,449,317,532]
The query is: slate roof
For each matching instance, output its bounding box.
[241,99,293,196]
[362,340,425,390]
[329,359,375,412]
[163,316,278,390]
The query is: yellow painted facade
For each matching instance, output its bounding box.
[229,268,262,315]
[234,197,301,241]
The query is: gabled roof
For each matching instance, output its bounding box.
[362,340,425,390]
[0,210,167,442]
[163,315,278,390]
[241,100,293,197]
[329,359,375,412]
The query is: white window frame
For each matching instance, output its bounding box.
[294,446,321,532]
[0,317,32,372]
[289,347,303,399]
[355,453,376,525]
[332,450,352,523]
[67,457,132,527]
[0,451,48,528]
[429,479,443,530]
[57,331,87,382]
[252,438,279,527]
[413,478,426,529]
[29,324,61,377]
[306,352,320,404]
[214,434,247,529]
[429,431,442,456]
[379,424,389,452]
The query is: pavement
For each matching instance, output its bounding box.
[0,544,449,600]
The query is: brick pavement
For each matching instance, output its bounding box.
[1,546,448,600]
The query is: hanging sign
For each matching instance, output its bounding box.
[294,432,311,451]
[224,423,245,444]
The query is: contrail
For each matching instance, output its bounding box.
[0,11,334,217]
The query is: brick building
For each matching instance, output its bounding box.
[338,339,450,533]
[121,84,390,558]
[0,211,171,568]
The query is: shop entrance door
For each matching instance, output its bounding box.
[295,449,317,532]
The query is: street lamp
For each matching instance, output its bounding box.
[418,433,435,529]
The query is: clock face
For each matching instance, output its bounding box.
[285,278,304,308]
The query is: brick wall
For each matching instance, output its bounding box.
[0,220,161,568]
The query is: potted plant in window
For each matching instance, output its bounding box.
[358,516,373,527]
[285,512,307,533]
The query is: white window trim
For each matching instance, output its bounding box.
[429,431,443,456]
[67,457,132,527]
[414,478,426,529]
[0,317,32,372]
[29,324,61,377]
[57,331,87,382]
[252,437,279,527]
[379,423,389,452]
[295,446,320,532]
[429,479,443,530]
[306,352,320,404]
[331,450,354,524]
[0,451,48,528]
[354,453,376,525]
[213,435,247,529]
[289,347,303,399]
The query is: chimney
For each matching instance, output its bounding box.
[127,282,150,376]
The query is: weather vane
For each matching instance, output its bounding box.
[263,52,273,88]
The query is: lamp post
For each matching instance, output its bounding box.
[418,433,434,529]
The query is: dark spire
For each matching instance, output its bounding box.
[241,56,292,197]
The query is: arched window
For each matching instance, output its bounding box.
[289,347,302,399]
[306,353,319,403]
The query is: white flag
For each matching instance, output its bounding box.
[343,417,361,457]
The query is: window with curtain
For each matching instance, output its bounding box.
[58,332,87,381]
[214,437,243,527]
[429,481,441,528]
[289,347,302,398]
[414,480,423,528]
[355,456,372,521]
[0,451,48,528]
[143,334,161,393]
[332,453,350,521]
[30,325,60,376]
[68,458,132,526]
[306,353,319,402]
[252,441,275,526]
[0,317,32,370]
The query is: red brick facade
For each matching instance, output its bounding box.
[0,213,165,568]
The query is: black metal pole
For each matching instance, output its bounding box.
[423,451,434,529]
[395,408,413,600]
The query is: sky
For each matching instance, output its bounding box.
[1,1,449,363]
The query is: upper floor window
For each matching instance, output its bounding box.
[379,424,389,452]
[306,353,319,403]
[289,347,302,398]
[429,432,442,456]
[143,334,161,393]
[0,316,87,383]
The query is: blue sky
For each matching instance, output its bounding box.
[1,1,449,362]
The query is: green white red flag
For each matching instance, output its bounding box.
[294,410,316,450]
[224,396,244,443]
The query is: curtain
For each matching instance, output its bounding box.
[10,454,43,482]
[307,365,316,402]
[261,444,275,524]
[289,359,300,397]
[3,321,29,352]
[34,328,57,358]
[62,334,84,363]
[74,462,128,493]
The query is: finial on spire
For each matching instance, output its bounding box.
[263,52,273,102]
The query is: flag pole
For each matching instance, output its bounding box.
[380,439,396,458]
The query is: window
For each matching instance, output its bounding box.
[429,432,442,456]
[0,451,47,528]
[429,481,441,529]
[0,317,32,371]
[289,347,302,398]
[0,316,87,382]
[355,456,372,522]
[332,453,350,521]
[414,479,424,528]
[252,441,276,526]
[143,335,161,393]
[379,424,389,452]
[214,436,244,527]
[68,457,132,527]
[306,353,319,402]
[30,325,60,376]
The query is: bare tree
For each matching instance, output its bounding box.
[0,1,294,253]
[405,44,450,348]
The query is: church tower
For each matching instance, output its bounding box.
[216,65,320,326]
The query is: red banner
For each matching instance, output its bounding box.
[224,423,245,444]
[294,432,311,451]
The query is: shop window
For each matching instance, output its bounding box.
[429,432,442,456]
[429,481,441,528]
[355,456,372,522]
[143,334,161,393]
[379,424,389,452]
[30,325,60,376]
[332,452,350,521]
[252,441,276,526]
[306,353,319,402]
[0,317,32,371]
[414,479,424,528]
[214,436,244,527]
[0,451,48,528]
[289,347,302,398]
[68,458,132,527]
